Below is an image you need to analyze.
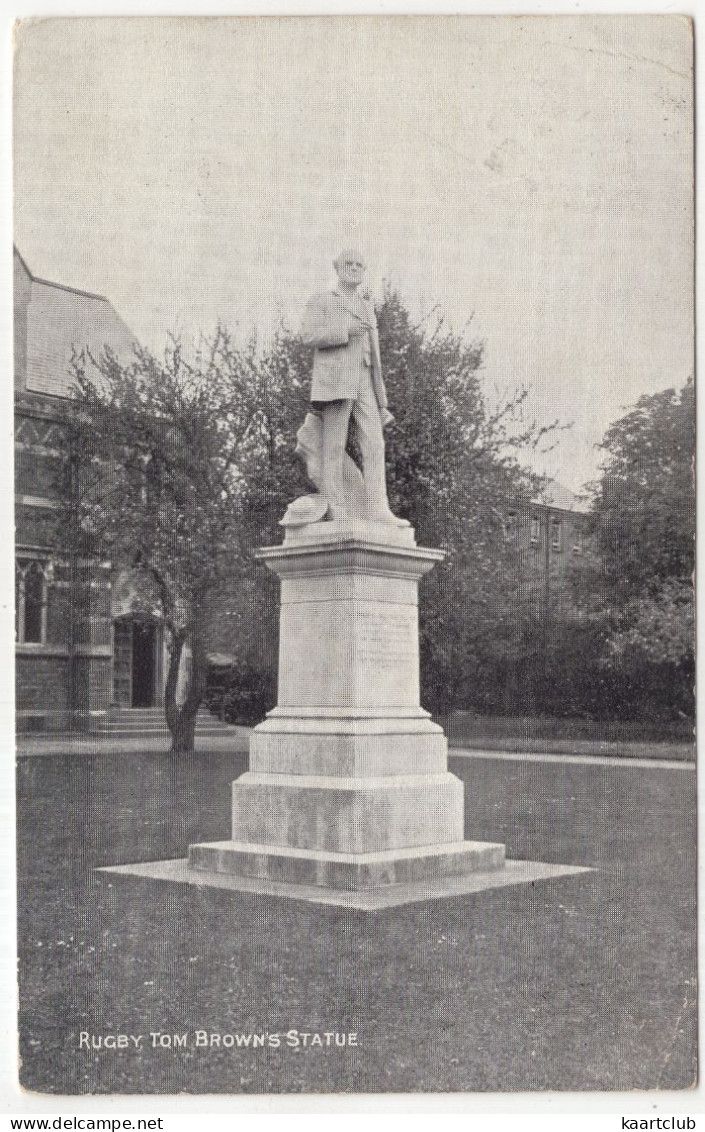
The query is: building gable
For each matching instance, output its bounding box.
[14,247,136,399]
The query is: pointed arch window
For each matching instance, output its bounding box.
[16,558,52,644]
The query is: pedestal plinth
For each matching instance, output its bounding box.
[188,521,507,894]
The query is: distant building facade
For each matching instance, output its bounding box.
[14,247,166,731]
[505,479,591,608]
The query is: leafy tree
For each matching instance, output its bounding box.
[375,291,559,711]
[594,379,694,595]
[587,378,694,718]
[63,338,253,752]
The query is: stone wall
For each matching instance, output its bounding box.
[16,653,71,730]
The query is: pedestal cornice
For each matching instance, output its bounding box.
[256,536,444,581]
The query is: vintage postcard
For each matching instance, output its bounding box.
[13,15,695,1098]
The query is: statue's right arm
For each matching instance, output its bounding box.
[302,294,350,350]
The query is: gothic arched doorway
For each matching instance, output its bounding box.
[112,617,163,708]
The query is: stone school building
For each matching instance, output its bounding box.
[14,247,168,732]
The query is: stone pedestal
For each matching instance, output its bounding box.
[188,521,507,895]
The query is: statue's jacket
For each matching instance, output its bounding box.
[302,289,388,411]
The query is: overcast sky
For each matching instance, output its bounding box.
[14,15,693,491]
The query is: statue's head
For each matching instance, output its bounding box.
[334,249,366,287]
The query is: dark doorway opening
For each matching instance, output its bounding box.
[132,622,156,707]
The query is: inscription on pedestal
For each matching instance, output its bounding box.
[359,609,415,670]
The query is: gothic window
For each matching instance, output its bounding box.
[16,558,51,644]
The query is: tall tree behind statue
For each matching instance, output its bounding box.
[587,378,694,720]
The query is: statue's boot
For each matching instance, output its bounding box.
[360,457,411,526]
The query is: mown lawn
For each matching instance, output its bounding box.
[441,714,694,761]
[16,747,697,1095]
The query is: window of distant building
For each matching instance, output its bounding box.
[551,518,562,552]
[16,558,51,644]
[530,515,540,545]
[504,512,516,541]
[572,526,583,554]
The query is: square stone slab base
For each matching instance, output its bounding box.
[97,857,592,911]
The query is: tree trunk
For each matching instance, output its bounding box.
[164,630,184,737]
[164,624,207,754]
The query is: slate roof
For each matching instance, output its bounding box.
[14,247,136,398]
[533,479,590,514]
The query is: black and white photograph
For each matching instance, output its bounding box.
[11,13,696,1099]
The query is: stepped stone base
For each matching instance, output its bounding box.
[99,526,592,908]
[188,838,505,890]
[179,530,513,904]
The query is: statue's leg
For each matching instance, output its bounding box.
[321,399,355,519]
[352,375,410,525]
[351,376,390,518]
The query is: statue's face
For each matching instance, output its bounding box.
[335,251,366,287]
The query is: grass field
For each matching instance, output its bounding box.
[16,746,697,1095]
[442,714,694,761]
